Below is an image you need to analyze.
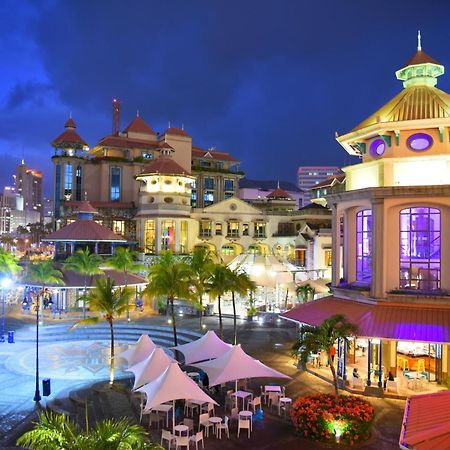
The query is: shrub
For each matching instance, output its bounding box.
[290,393,375,445]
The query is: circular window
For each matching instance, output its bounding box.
[369,139,386,157]
[230,203,237,211]
[151,180,157,185]
[148,197,155,203]
[164,179,172,185]
[407,133,433,151]
[164,197,173,203]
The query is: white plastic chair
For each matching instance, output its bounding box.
[184,400,199,417]
[217,416,230,439]
[248,396,262,413]
[175,435,189,450]
[201,402,215,417]
[352,377,365,390]
[161,429,175,449]
[386,380,399,394]
[238,418,251,438]
[198,413,214,437]
[269,393,280,412]
[189,430,204,450]
[181,418,194,435]
[230,407,239,423]
[149,411,164,429]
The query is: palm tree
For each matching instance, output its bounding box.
[296,283,315,303]
[190,247,214,330]
[145,251,192,347]
[292,314,358,397]
[16,411,163,450]
[208,263,232,340]
[0,249,22,341]
[105,247,144,321]
[228,269,256,344]
[71,277,134,385]
[27,261,64,402]
[63,248,103,319]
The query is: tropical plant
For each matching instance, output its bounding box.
[105,247,145,321]
[296,284,315,303]
[228,269,256,344]
[144,251,192,347]
[0,234,15,252]
[16,410,163,449]
[292,314,358,397]
[207,263,232,339]
[190,247,214,330]
[63,248,103,318]
[27,260,64,324]
[71,277,134,385]
[0,248,22,276]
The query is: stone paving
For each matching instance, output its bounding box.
[0,312,405,449]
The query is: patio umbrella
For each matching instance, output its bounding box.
[138,362,218,430]
[120,334,156,367]
[127,347,176,390]
[171,330,232,364]
[193,344,290,391]
[296,279,330,294]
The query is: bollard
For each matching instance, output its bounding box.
[7,330,14,344]
[43,378,51,396]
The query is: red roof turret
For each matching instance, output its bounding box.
[124,115,156,135]
[52,116,88,149]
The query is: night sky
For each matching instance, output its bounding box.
[1,0,449,195]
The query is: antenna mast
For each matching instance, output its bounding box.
[112,98,121,134]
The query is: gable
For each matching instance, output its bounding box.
[201,197,264,215]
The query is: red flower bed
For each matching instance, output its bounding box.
[290,393,375,445]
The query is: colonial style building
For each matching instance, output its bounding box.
[283,37,450,394]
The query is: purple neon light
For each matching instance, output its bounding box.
[407,133,433,151]
[356,209,372,283]
[399,207,440,290]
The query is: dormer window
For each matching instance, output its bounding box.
[369,139,386,157]
[407,133,433,151]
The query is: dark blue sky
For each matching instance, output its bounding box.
[1,0,449,195]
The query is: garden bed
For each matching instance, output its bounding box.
[290,393,375,445]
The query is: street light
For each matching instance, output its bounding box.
[0,278,12,343]
[34,287,41,402]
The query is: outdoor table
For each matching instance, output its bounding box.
[232,390,252,410]
[208,416,222,437]
[239,410,253,431]
[190,399,208,408]
[174,424,189,436]
[153,404,172,427]
[279,397,292,416]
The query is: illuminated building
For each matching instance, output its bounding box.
[283,35,450,393]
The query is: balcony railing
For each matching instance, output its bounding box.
[254,232,266,239]
[199,231,212,238]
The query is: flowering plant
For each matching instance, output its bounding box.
[290,393,375,445]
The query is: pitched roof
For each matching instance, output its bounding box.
[239,178,302,192]
[123,116,156,135]
[299,202,329,211]
[51,129,88,149]
[402,49,442,69]
[76,201,98,214]
[192,146,239,162]
[95,135,158,150]
[400,391,450,450]
[162,127,190,137]
[43,220,127,242]
[140,156,190,175]
[312,174,346,189]
[352,84,450,131]
[64,117,76,128]
[266,187,292,199]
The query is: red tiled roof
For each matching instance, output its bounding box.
[95,135,158,150]
[281,296,450,343]
[64,117,76,128]
[75,201,98,214]
[163,127,190,137]
[400,391,450,450]
[402,49,441,69]
[51,129,88,148]
[192,146,239,162]
[267,187,292,199]
[140,156,190,175]
[312,174,346,189]
[43,220,127,242]
[123,116,156,135]
[158,141,174,150]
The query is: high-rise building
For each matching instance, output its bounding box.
[297,166,340,193]
[15,161,43,221]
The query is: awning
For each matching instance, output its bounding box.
[280,296,450,343]
[400,391,450,450]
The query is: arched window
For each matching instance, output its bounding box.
[400,207,440,290]
[356,209,372,283]
[75,165,82,201]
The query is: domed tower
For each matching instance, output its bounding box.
[51,116,89,223]
[135,147,196,254]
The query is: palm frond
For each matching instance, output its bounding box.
[70,317,99,330]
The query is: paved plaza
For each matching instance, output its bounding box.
[0,312,405,449]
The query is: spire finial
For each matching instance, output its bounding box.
[168,121,171,128]
[277,180,280,189]
[181,123,184,130]
[136,109,139,117]
[84,191,88,201]
[417,30,422,51]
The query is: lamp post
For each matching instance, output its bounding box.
[0,278,12,343]
[33,288,41,402]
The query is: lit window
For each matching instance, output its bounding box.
[199,221,212,237]
[400,207,440,290]
[242,223,249,236]
[145,220,155,253]
[222,245,236,256]
[407,133,433,151]
[227,221,239,237]
[191,190,197,207]
[110,167,121,201]
[370,139,386,157]
[64,163,72,198]
[75,165,82,201]
[142,152,153,159]
[215,222,222,235]
[204,178,214,189]
[224,192,233,199]
[224,179,234,191]
[325,250,332,266]
[254,222,266,238]
[356,209,372,283]
[161,220,175,251]
[204,191,214,206]
[113,220,125,236]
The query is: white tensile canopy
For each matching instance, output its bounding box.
[171,330,232,364]
[296,278,330,294]
[193,344,291,390]
[127,347,175,390]
[138,362,218,430]
[120,334,156,367]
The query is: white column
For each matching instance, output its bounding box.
[371,198,385,299]
[175,220,181,254]
[331,203,341,287]
[155,219,161,254]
